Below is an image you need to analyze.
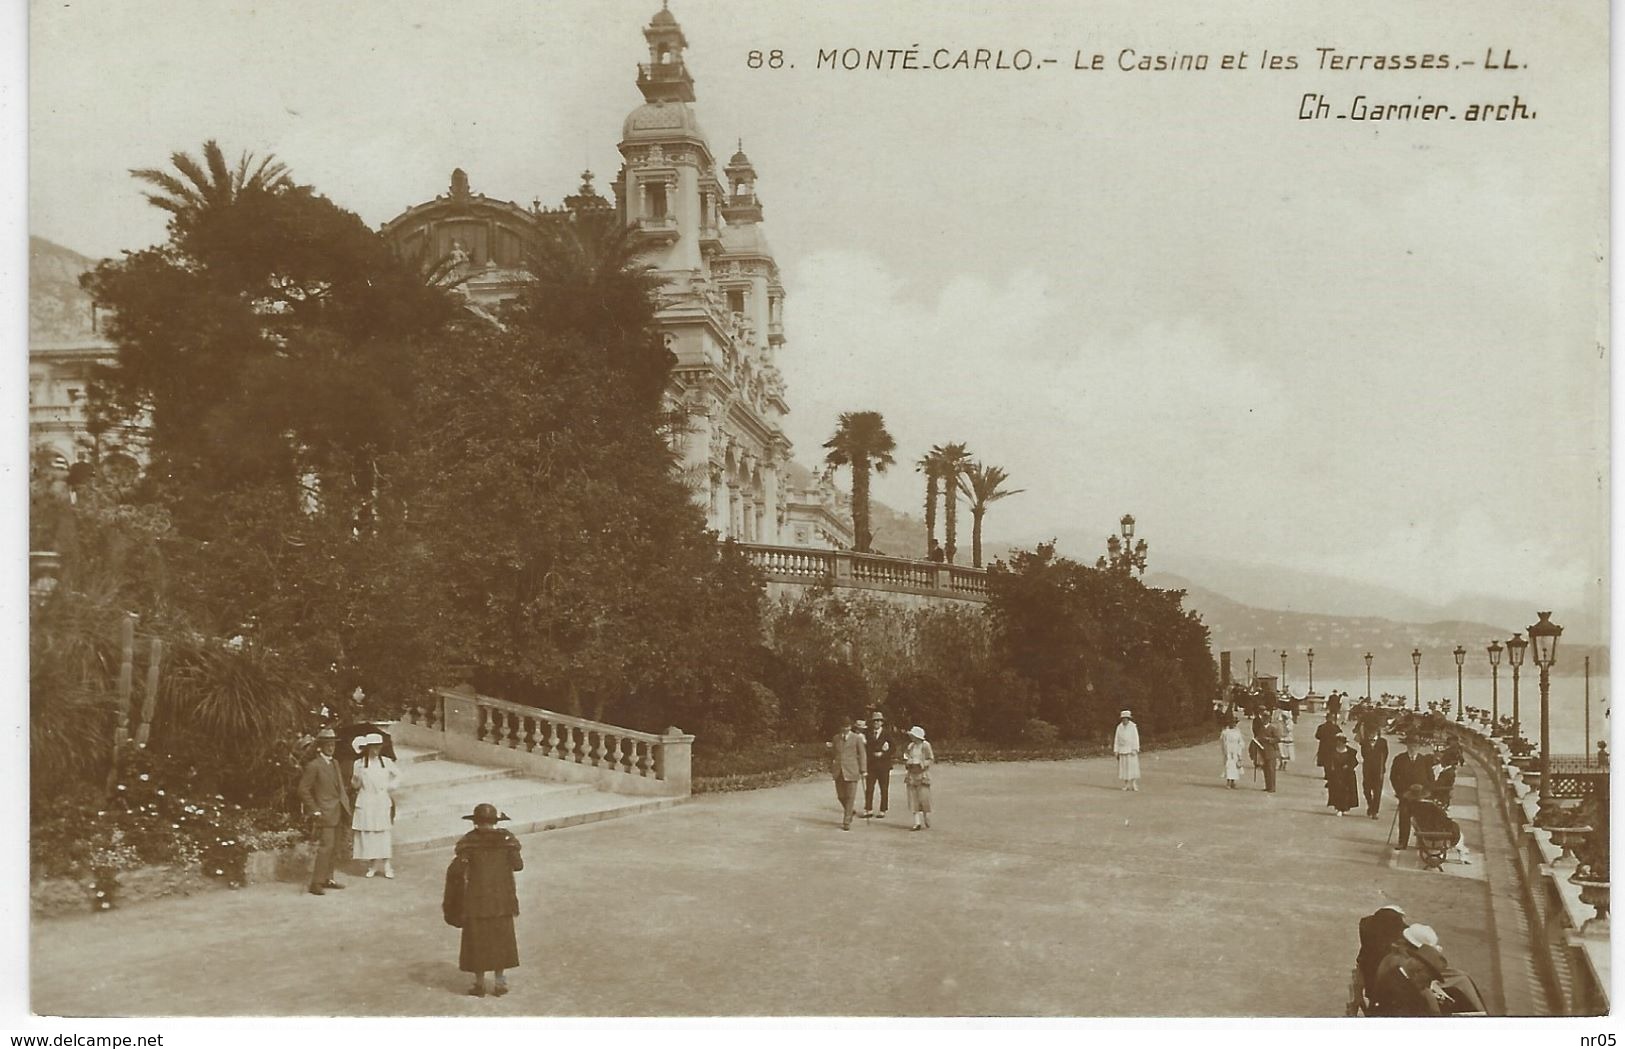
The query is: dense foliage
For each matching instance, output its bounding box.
[36,143,1220,896]
[397,213,767,733]
[986,542,1216,738]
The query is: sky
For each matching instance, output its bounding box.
[25,0,1611,627]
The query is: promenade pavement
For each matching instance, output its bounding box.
[32,734,1508,1017]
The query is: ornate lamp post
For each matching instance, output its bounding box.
[1487,640,1503,729]
[1453,645,1467,720]
[1098,514,1148,575]
[1529,612,1562,817]
[1411,648,1422,712]
[1280,651,1288,693]
[1507,632,1527,744]
[1364,652,1373,702]
[1307,648,1315,693]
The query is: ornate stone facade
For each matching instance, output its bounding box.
[379,4,849,548]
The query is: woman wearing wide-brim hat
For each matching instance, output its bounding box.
[1114,710,1141,791]
[444,803,524,997]
[902,726,934,831]
[350,733,399,878]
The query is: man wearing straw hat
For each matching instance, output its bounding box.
[298,726,353,895]
[1388,735,1436,850]
[861,711,896,820]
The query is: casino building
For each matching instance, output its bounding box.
[379,4,850,549]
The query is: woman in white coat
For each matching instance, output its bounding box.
[350,733,400,878]
[1219,717,1246,789]
[1114,710,1141,791]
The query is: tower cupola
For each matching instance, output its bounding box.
[638,3,695,103]
[722,141,763,224]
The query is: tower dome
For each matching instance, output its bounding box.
[621,100,708,143]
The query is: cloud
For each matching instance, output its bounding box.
[780,249,1291,538]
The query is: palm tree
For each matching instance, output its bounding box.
[935,442,973,564]
[823,411,896,553]
[915,446,946,556]
[523,211,669,409]
[131,139,292,227]
[957,462,1025,568]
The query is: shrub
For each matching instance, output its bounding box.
[1022,717,1060,745]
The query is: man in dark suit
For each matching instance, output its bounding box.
[862,711,895,820]
[829,718,868,830]
[299,726,354,894]
[1361,732,1390,819]
[1389,736,1436,850]
[1257,715,1281,793]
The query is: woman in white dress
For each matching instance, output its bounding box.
[351,733,400,878]
[1219,717,1245,789]
[1114,710,1141,791]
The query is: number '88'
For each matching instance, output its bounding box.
[747,51,785,69]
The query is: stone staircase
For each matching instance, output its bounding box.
[388,742,687,853]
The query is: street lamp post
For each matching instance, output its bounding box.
[1281,651,1288,694]
[1528,612,1562,820]
[1411,648,1422,712]
[1487,640,1503,729]
[1364,652,1373,703]
[1453,645,1466,720]
[1506,632,1527,744]
[1307,648,1315,694]
[1098,514,1149,575]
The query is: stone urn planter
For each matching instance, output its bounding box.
[1572,876,1610,926]
[1548,826,1593,864]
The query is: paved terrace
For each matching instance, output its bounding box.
[32,736,1535,1017]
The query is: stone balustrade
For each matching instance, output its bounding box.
[1437,716,1609,1014]
[737,542,989,604]
[396,687,693,797]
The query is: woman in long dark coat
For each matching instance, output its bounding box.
[1327,737,1360,816]
[447,803,523,997]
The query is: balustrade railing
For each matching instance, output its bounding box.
[398,688,692,796]
[1438,718,1609,1014]
[736,542,988,603]
[469,693,667,781]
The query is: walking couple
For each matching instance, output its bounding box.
[831,715,934,831]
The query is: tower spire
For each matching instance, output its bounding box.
[638,4,695,103]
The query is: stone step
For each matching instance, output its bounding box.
[391,744,441,765]
[392,758,521,798]
[395,791,691,853]
[393,775,595,823]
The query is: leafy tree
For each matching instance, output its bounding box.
[823,411,896,553]
[986,542,1215,739]
[401,214,764,731]
[957,461,1025,568]
[80,143,459,724]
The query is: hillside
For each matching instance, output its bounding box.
[1145,571,1608,680]
[30,236,102,341]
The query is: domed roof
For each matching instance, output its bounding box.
[622,100,708,142]
[720,221,772,257]
[651,4,678,26]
